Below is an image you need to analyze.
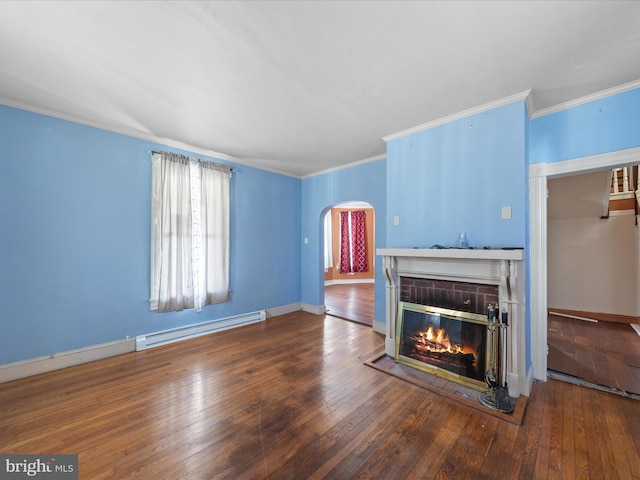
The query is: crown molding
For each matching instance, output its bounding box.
[530,79,640,119]
[382,90,532,143]
[525,91,537,119]
[0,96,239,160]
[302,153,386,179]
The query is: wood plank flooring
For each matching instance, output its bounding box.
[324,283,374,326]
[1,311,639,479]
[548,314,640,396]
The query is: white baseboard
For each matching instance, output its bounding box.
[372,320,385,335]
[324,279,375,286]
[302,303,327,315]
[525,363,535,397]
[266,303,302,317]
[0,338,136,384]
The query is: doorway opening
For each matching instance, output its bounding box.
[322,202,375,326]
[544,165,640,397]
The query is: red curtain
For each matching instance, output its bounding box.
[339,210,368,274]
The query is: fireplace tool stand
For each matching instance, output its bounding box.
[480,304,514,414]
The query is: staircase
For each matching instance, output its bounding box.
[608,165,640,222]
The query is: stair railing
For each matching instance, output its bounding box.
[611,166,638,196]
[609,166,640,223]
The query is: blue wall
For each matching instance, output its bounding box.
[386,101,527,249]
[301,159,387,323]
[529,87,640,165]
[0,106,301,364]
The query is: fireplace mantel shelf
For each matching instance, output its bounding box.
[377,248,523,261]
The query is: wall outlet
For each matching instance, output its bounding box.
[393,215,400,226]
[501,206,512,220]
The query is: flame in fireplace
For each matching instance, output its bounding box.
[411,325,465,355]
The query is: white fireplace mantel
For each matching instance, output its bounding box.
[377,248,531,397]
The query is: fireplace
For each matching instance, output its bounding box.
[377,248,530,398]
[396,302,490,390]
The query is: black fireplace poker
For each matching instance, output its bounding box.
[480,304,514,414]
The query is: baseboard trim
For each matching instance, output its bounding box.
[526,363,535,397]
[0,338,136,384]
[302,303,327,315]
[266,303,302,318]
[549,308,639,324]
[324,279,375,286]
[372,320,385,335]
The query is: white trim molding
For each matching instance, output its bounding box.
[0,338,136,384]
[530,79,640,120]
[372,319,385,335]
[266,302,303,318]
[302,303,327,315]
[383,90,532,142]
[529,146,640,382]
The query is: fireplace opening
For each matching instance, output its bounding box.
[395,302,491,391]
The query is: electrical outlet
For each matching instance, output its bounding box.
[501,206,512,220]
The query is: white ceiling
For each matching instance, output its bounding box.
[1,1,640,177]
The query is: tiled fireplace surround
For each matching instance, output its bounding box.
[378,248,530,397]
[400,278,499,315]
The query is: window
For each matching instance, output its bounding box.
[150,152,231,312]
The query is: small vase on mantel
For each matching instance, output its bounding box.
[456,232,469,249]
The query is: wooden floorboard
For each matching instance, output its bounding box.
[548,314,640,395]
[324,283,374,326]
[1,311,639,479]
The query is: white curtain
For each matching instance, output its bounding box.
[323,211,333,271]
[150,152,230,312]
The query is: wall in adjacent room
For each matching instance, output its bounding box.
[548,215,638,316]
[0,105,301,365]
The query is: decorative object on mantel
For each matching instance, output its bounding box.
[456,231,469,248]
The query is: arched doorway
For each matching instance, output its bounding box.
[322,201,375,326]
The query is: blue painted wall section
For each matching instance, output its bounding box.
[301,159,387,324]
[529,87,640,165]
[386,101,527,250]
[0,105,301,364]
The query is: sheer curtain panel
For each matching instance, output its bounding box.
[150,152,231,312]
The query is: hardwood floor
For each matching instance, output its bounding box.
[548,314,640,396]
[324,282,374,326]
[1,311,640,479]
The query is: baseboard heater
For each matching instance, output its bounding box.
[136,310,266,351]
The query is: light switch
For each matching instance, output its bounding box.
[304,237,309,244]
[393,215,400,226]
[501,206,512,220]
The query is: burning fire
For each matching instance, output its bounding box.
[411,325,465,354]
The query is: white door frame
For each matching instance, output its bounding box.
[529,146,640,381]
